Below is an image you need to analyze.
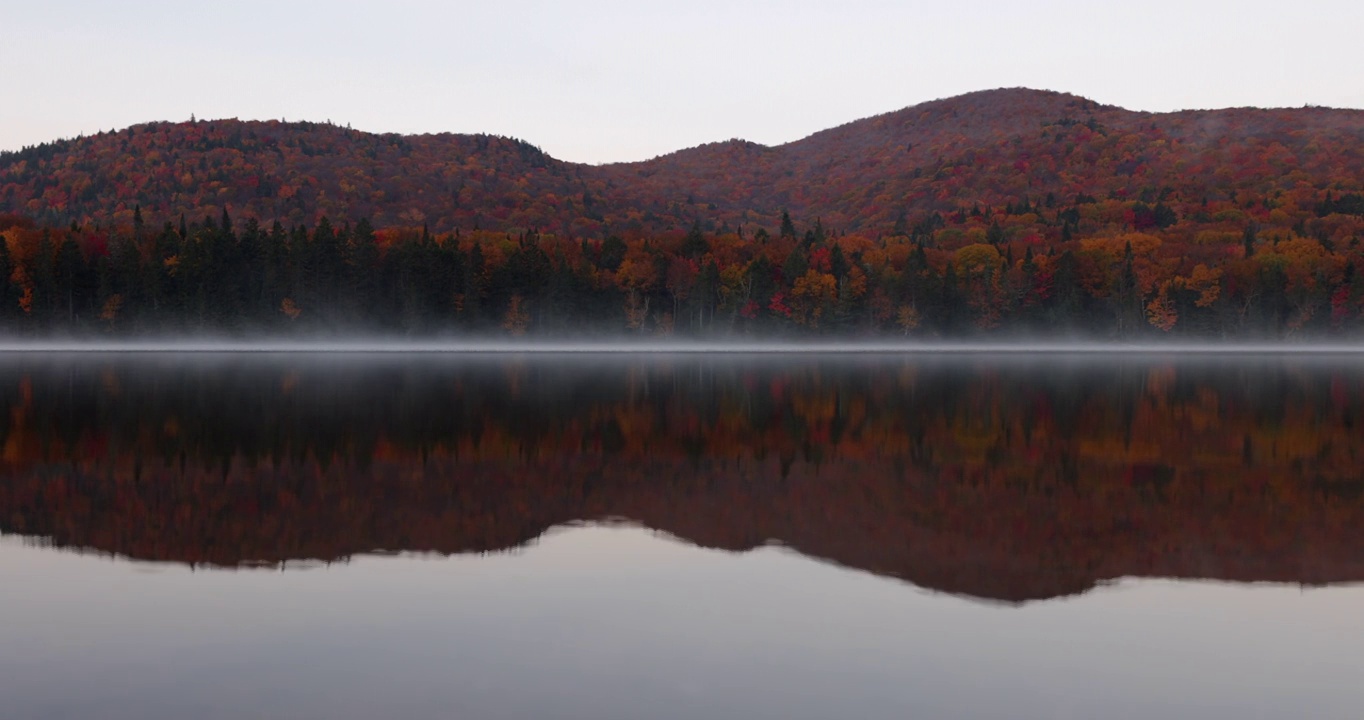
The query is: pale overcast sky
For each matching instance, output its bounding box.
[3,0,1362,164]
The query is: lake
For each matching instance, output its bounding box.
[1,350,1362,719]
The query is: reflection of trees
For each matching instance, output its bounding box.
[1,358,1364,603]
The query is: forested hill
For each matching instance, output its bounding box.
[3,88,1364,235]
[0,122,583,234]
[4,88,1364,337]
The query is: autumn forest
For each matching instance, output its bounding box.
[3,88,1364,336]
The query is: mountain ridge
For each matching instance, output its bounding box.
[5,87,1363,235]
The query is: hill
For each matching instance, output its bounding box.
[4,89,1364,337]
[3,88,1364,236]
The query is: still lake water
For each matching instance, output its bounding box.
[1,351,1363,719]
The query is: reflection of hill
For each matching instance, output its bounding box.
[2,358,1364,603]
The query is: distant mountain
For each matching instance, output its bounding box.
[4,88,1363,234]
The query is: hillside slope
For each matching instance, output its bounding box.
[4,88,1364,234]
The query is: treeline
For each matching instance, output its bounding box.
[1,202,1363,337]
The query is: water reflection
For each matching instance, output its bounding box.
[1,353,1362,602]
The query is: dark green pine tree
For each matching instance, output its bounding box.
[345,218,381,324]
[986,221,1005,246]
[598,235,627,271]
[54,234,86,325]
[900,242,929,309]
[1116,241,1140,335]
[681,221,708,260]
[236,218,265,324]
[746,255,777,324]
[31,229,56,322]
[1050,250,1082,328]
[145,222,178,317]
[311,217,346,318]
[695,259,720,332]
[0,236,19,322]
[204,210,243,327]
[287,224,312,316]
[261,221,290,321]
[110,233,145,327]
[782,245,808,284]
[464,241,486,324]
[938,262,961,333]
[830,244,848,280]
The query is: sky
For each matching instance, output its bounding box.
[3,0,1363,165]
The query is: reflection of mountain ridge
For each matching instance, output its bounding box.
[1,358,1363,603]
[5,450,1364,604]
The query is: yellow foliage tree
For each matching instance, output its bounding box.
[1146,283,1178,331]
[99,294,123,326]
[954,244,1002,275]
[896,305,921,335]
[502,295,530,336]
[790,270,837,327]
[1178,264,1223,308]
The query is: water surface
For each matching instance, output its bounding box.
[1,352,1362,719]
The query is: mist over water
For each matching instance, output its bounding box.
[5,338,1364,355]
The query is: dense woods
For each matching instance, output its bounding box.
[0,202,1363,336]
[1,359,1362,601]
[3,88,1364,336]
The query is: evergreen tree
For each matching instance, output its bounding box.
[0,237,18,321]
[346,218,380,323]
[695,260,720,332]
[987,221,1005,245]
[1114,242,1143,336]
[464,241,486,324]
[681,221,708,260]
[599,235,627,271]
[939,262,961,332]
[54,234,86,325]
[1051,250,1082,327]
[782,246,808,283]
[32,230,56,321]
